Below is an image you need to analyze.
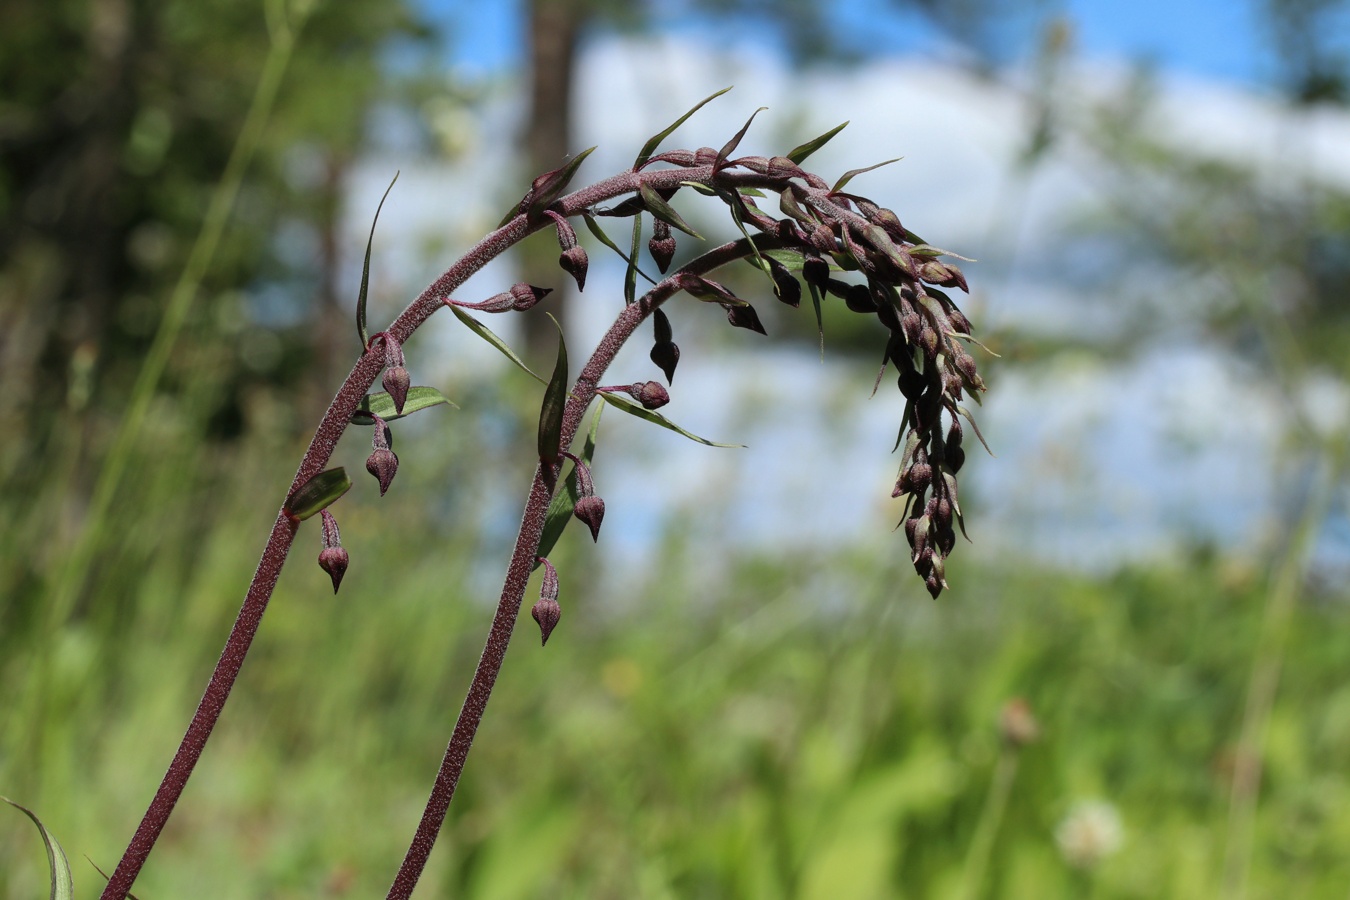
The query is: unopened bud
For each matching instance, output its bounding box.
[769,260,801,308]
[649,220,676,273]
[531,598,561,646]
[318,509,348,594]
[510,282,551,311]
[801,254,830,290]
[726,303,767,335]
[318,547,349,595]
[633,381,669,410]
[365,447,399,496]
[533,557,562,646]
[560,245,588,291]
[650,341,680,383]
[844,283,876,313]
[382,366,410,415]
[574,495,606,542]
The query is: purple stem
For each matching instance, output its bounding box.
[385,234,788,899]
[100,160,785,900]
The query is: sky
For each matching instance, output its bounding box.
[355,0,1350,577]
[425,0,1288,90]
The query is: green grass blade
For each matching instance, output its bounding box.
[598,392,744,448]
[4,797,74,900]
[449,305,547,384]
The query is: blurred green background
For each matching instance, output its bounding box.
[4,0,1350,897]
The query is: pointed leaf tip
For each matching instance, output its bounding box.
[286,468,352,521]
[634,85,733,170]
[357,172,399,349]
[4,797,75,900]
[537,314,569,468]
[787,122,848,164]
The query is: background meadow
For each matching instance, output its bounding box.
[3,0,1350,896]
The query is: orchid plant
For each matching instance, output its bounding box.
[61,88,989,900]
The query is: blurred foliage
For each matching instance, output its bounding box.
[4,412,1350,897]
[5,0,1350,896]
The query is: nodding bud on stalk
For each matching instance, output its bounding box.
[365,415,399,496]
[531,557,561,646]
[726,303,767,335]
[545,210,588,290]
[374,333,410,415]
[768,258,801,308]
[599,381,669,410]
[447,284,552,313]
[649,309,679,383]
[563,450,605,541]
[317,509,349,594]
[649,219,676,273]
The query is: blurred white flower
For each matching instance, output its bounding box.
[1055,799,1124,869]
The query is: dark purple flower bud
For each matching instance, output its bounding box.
[633,381,669,409]
[802,254,830,291]
[648,220,677,273]
[382,365,410,415]
[510,282,551,311]
[531,598,561,646]
[318,547,349,595]
[925,572,944,599]
[919,260,969,292]
[365,447,399,496]
[768,259,801,308]
[574,495,606,542]
[897,366,926,402]
[726,303,767,335]
[532,557,562,645]
[904,515,920,549]
[318,509,348,594]
[845,283,877,314]
[948,307,973,334]
[560,245,588,291]
[650,341,680,383]
[919,323,939,357]
[693,147,719,166]
[810,224,836,254]
[767,155,807,179]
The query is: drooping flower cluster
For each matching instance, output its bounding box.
[606,133,988,598]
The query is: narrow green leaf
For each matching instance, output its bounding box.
[5,797,75,900]
[537,403,604,562]
[787,121,849,164]
[724,192,772,287]
[954,404,995,455]
[716,106,768,171]
[638,183,702,238]
[911,243,977,262]
[537,314,568,466]
[449,305,547,384]
[352,386,456,425]
[579,214,658,292]
[681,180,718,196]
[357,172,399,349]
[528,147,596,219]
[286,468,352,521]
[598,392,743,448]
[626,216,642,305]
[634,85,733,170]
[831,157,902,193]
[807,278,825,358]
